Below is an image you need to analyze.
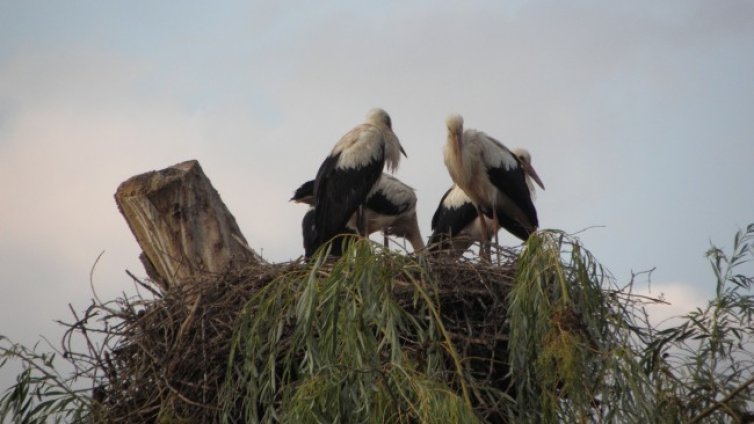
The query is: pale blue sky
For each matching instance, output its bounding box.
[1,0,753,389]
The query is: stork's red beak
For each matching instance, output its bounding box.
[524,162,545,190]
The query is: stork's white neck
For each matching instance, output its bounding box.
[444,134,470,187]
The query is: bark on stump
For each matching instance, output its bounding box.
[115,160,261,290]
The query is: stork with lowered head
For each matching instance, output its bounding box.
[310,108,407,255]
[293,174,424,257]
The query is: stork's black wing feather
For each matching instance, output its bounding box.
[487,163,539,231]
[313,150,384,250]
[303,207,357,258]
[365,189,408,216]
[302,208,317,257]
[495,212,531,241]
[428,188,480,247]
[430,187,453,231]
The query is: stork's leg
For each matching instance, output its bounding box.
[492,208,501,265]
[477,208,491,262]
[383,231,389,248]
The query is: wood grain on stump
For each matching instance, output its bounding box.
[115,160,262,290]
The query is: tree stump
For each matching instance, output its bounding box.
[115,160,262,290]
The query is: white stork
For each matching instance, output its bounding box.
[443,114,544,253]
[292,174,424,257]
[429,148,543,256]
[311,108,406,254]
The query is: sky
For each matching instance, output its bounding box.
[1,1,753,390]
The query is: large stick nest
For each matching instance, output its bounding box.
[70,247,520,423]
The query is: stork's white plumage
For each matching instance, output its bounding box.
[429,148,543,256]
[358,174,424,252]
[443,114,544,249]
[293,173,423,256]
[310,111,406,255]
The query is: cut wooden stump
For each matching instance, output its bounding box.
[115,160,262,290]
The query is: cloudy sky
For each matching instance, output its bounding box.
[1,1,753,389]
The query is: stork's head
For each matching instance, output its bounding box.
[446,114,464,137]
[512,148,545,191]
[446,114,464,162]
[367,108,392,129]
[291,180,315,205]
[368,108,406,161]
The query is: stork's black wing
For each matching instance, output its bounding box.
[487,162,538,234]
[494,211,531,241]
[428,187,480,248]
[430,187,454,231]
[303,207,357,258]
[365,188,409,216]
[313,149,384,250]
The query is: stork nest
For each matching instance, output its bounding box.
[66,245,520,423]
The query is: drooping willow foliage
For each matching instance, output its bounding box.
[2,227,753,423]
[219,239,490,423]
[507,231,656,422]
